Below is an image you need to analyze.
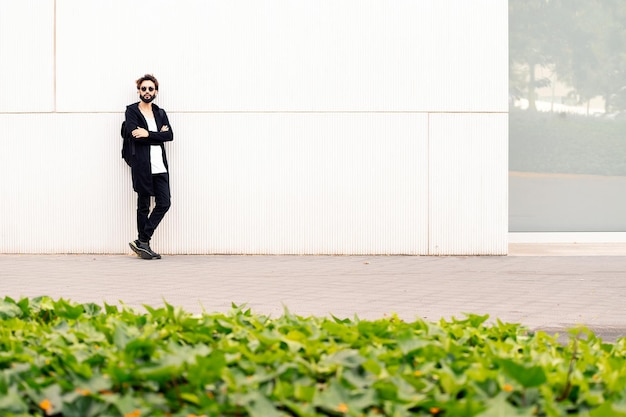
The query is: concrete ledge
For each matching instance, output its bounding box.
[509,232,626,243]
[509,243,626,256]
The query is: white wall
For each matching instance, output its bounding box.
[0,0,508,255]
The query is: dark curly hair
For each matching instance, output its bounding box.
[136,74,159,91]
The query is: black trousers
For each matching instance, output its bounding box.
[137,173,171,243]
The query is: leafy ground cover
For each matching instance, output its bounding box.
[1,297,625,417]
[509,108,626,176]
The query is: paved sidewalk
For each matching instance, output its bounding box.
[1,244,625,341]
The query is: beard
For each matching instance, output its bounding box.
[140,94,156,103]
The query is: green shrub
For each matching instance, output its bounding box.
[510,108,626,176]
[0,296,625,416]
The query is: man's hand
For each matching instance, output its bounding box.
[161,125,169,132]
[132,127,149,139]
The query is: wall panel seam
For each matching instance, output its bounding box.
[427,112,431,255]
[0,111,510,115]
[54,0,57,112]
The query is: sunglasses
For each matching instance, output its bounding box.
[140,86,155,92]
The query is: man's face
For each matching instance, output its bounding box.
[138,81,157,103]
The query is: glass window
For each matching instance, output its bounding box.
[509,0,626,232]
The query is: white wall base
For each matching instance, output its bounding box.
[509,232,626,243]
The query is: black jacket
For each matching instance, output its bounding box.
[124,103,174,195]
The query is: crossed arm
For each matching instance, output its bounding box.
[125,107,174,144]
[132,125,169,139]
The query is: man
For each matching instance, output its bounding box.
[125,74,173,260]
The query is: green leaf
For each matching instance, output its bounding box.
[103,303,118,314]
[461,313,490,328]
[16,297,31,316]
[82,303,102,317]
[180,392,201,406]
[314,380,376,414]
[0,300,22,319]
[497,358,547,388]
[590,401,626,417]
[61,395,110,417]
[362,358,382,376]
[112,323,132,350]
[81,374,113,394]
[397,337,436,355]
[476,393,534,417]
[37,384,63,416]
[101,393,142,416]
[54,299,84,320]
[0,390,28,413]
[188,350,226,386]
[294,383,316,403]
[331,314,353,324]
[239,392,283,417]
[321,349,365,369]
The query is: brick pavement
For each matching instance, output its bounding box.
[1,248,625,341]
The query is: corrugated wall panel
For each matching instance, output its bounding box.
[55,0,507,113]
[156,113,429,255]
[0,0,55,112]
[423,0,508,112]
[1,1,509,255]
[0,114,134,254]
[0,113,429,255]
[429,114,508,255]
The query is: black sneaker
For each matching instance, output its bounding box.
[129,240,161,259]
[145,243,162,259]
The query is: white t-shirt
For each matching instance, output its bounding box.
[146,117,167,174]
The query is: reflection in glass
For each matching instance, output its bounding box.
[509,0,626,232]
